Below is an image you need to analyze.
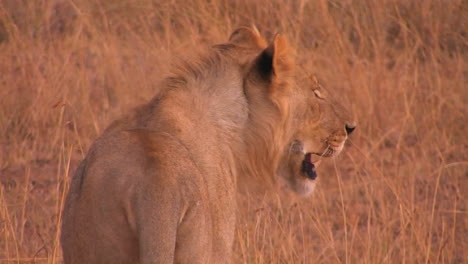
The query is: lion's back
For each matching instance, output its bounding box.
[61,130,149,263]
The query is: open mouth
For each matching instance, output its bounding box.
[301,153,317,180]
[290,140,330,181]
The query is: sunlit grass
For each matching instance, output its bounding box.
[0,0,466,263]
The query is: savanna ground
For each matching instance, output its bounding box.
[0,0,466,263]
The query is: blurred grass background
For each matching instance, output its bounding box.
[0,0,466,263]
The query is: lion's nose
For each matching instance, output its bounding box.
[345,124,356,135]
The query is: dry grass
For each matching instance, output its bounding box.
[0,0,466,263]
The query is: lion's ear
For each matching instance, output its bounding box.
[256,34,294,81]
[229,26,267,49]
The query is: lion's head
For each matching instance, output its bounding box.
[279,75,356,196]
[219,27,356,196]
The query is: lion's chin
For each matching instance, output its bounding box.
[290,176,316,196]
[281,170,317,197]
[280,143,324,196]
[290,152,322,196]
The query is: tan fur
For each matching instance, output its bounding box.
[61,27,355,263]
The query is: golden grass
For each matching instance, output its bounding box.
[0,0,466,263]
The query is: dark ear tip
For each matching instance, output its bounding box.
[257,49,274,79]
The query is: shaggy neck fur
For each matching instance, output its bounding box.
[142,49,294,185]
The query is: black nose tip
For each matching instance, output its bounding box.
[345,124,356,135]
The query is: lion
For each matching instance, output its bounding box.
[61,26,355,264]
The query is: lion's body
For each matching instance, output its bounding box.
[61,27,355,264]
[62,52,247,263]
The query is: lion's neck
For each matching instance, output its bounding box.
[128,60,249,181]
[123,52,294,186]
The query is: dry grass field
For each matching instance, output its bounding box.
[0,0,466,263]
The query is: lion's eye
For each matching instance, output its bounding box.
[313,89,324,99]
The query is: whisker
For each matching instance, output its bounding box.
[317,145,331,160]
